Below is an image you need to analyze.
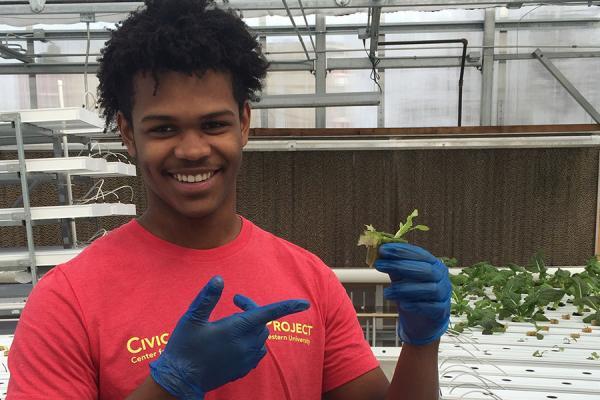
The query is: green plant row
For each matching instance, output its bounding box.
[447,254,600,336]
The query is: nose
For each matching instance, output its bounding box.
[173,129,211,161]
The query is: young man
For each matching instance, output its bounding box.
[7,1,451,399]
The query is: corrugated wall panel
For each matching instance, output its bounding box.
[0,148,597,267]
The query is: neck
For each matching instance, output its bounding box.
[137,202,242,250]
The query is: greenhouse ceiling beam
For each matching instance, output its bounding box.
[2,51,598,74]
[0,60,313,74]
[1,18,598,40]
[533,48,600,124]
[328,56,481,69]
[0,1,597,14]
[328,51,600,69]
[1,51,598,74]
[251,92,380,108]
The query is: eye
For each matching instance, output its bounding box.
[202,121,230,132]
[148,125,177,136]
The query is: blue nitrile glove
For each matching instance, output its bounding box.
[149,276,310,399]
[374,243,451,346]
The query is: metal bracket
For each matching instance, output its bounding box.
[533,48,600,124]
[10,212,27,221]
[0,259,30,269]
[80,12,96,23]
[467,51,481,63]
[29,0,46,13]
[0,113,19,122]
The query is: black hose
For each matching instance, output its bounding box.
[379,39,469,127]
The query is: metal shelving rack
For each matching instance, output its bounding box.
[0,108,137,288]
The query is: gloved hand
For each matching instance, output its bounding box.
[150,276,310,399]
[374,243,451,346]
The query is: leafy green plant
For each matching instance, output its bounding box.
[581,296,600,325]
[450,276,472,317]
[548,268,572,290]
[525,253,548,284]
[466,306,506,335]
[568,275,593,315]
[357,209,429,268]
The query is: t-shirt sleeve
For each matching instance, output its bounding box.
[322,269,380,393]
[7,267,97,400]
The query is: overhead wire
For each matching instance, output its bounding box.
[82,21,97,110]
[363,8,382,93]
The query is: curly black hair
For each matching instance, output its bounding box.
[97,0,269,131]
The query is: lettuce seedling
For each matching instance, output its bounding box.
[581,296,600,325]
[357,209,429,268]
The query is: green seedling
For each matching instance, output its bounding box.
[357,209,429,268]
[580,296,600,325]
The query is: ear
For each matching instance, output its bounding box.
[117,112,136,158]
[240,101,251,147]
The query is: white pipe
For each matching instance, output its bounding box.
[57,79,65,108]
[332,266,586,283]
[333,268,390,283]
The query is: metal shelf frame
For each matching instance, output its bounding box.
[0,113,38,284]
[0,108,136,286]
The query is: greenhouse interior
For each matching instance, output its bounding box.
[0,0,599,399]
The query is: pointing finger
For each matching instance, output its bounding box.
[186,276,224,323]
[243,299,310,327]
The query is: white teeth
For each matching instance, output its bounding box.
[173,172,214,183]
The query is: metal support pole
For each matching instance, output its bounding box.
[377,33,385,128]
[375,284,384,334]
[0,113,38,285]
[480,8,495,126]
[496,29,508,125]
[368,6,382,60]
[596,150,600,255]
[533,49,600,124]
[26,39,38,109]
[281,0,313,62]
[315,13,326,128]
[53,138,74,248]
[62,135,77,246]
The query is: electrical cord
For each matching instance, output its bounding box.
[82,21,97,110]
[362,39,382,93]
[75,179,134,205]
[78,228,108,246]
[77,141,133,164]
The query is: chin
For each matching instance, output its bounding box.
[175,207,215,220]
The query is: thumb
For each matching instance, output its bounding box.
[234,294,259,311]
[186,276,224,323]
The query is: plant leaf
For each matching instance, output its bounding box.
[394,209,418,238]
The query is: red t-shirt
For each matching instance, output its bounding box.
[7,217,378,399]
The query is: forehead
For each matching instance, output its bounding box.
[130,70,238,118]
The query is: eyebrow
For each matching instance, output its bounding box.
[141,110,236,123]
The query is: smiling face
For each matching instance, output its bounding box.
[118,70,250,229]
